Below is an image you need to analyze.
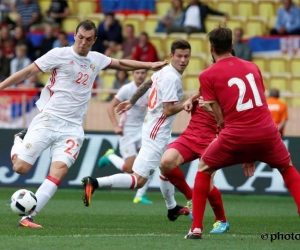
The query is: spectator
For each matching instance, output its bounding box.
[44,0,70,28]
[267,88,288,136]
[270,0,300,35]
[15,0,41,31]
[233,27,252,61]
[120,24,138,59]
[106,70,130,101]
[92,12,123,54]
[105,41,123,58]
[156,0,184,32]
[52,31,73,48]
[166,0,228,34]
[131,32,159,62]
[39,23,57,56]
[0,47,10,80]
[13,25,36,60]
[10,44,31,76]
[0,26,15,59]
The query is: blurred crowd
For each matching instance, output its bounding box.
[1,0,299,95]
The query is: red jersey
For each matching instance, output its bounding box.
[132,42,159,62]
[182,101,217,140]
[200,57,276,139]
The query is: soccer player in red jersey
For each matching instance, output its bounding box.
[184,25,300,239]
[160,99,230,233]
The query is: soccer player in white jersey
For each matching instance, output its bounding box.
[82,39,192,219]
[98,69,154,204]
[0,19,167,228]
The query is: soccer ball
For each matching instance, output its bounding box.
[10,189,37,216]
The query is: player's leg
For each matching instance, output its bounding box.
[208,172,229,234]
[98,135,137,172]
[260,136,300,215]
[82,144,159,206]
[20,115,84,228]
[185,159,214,239]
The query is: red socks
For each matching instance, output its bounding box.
[164,167,192,200]
[208,186,227,222]
[281,166,300,214]
[192,172,211,231]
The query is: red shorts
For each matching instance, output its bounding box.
[202,132,290,169]
[167,132,215,164]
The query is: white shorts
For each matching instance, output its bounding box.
[119,132,142,159]
[18,112,84,167]
[132,137,169,179]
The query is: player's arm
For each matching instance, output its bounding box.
[108,58,168,71]
[0,63,41,90]
[183,90,201,113]
[116,79,153,115]
[163,102,183,117]
[107,97,123,135]
[210,101,224,129]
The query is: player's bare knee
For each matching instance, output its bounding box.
[122,164,133,173]
[160,157,175,172]
[13,162,30,174]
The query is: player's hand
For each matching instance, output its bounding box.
[198,96,213,112]
[114,125,123,136]
[242,162,255,177]
[150,60,168,71]
[116,100,133,115]
[182,99,193,113]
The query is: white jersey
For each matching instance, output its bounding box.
[143,64,183,142]
[35,46,111,125]
[115,81,149,134]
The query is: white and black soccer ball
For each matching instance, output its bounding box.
[10,189,37,216]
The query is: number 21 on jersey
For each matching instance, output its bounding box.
[228,73,263,112]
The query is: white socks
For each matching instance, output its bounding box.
[108,154,125,171]
[31,178,58,217]
[159,174,176,209]
[97,173,137,189]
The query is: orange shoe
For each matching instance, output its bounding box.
[81,176,98,207]
[18,216,42,228]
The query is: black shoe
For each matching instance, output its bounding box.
[14,129,27,140]
[81,176,98,207]
[167,205,189,221]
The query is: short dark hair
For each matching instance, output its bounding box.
[75,19,98,38]
[269,88,280,98]
[170,39,191,54]
[208,25,232,55]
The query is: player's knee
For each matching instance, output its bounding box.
[160,157,175,172]
[13,162,31,174]
[122,164,133,173]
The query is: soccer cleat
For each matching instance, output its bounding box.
[167,205,189,221]
[14,129,27,140]
[97,149,115,168]
[18,216,42,228]
[133,195,153,204]
[184,228,202,239]
[186,200,193,221]
[81,176,98,207]
[209,221,230,234]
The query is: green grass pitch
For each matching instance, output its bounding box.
[1,187,299,250]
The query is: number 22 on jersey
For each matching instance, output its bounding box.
[228,73,263,112]
[75,72,89,86]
